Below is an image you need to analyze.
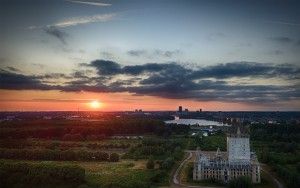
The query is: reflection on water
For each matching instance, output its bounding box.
[164,119,229,126]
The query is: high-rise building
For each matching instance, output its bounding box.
[178,106,182,112]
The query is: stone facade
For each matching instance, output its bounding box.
[193,130,260,183]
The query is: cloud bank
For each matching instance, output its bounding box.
[1,60,299,104]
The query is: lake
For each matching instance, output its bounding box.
[164,119,229,126]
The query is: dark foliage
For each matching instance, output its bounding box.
[275,165,300,188]
[0,148,111,162]
[0,118,166,140]
[0,161,85,188]
[251,123,300,188]
[250,123,300,143]
[146,156,155,169]
[109,153,119,162]
[228,176,252,188]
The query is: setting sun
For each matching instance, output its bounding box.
[89,100,101,109]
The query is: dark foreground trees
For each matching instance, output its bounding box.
[275,165,300,188]
[0,118,167,140]
[109,153,120,162]
[228,176,252,188]
[0,161,85,188]
[251,123,300,188]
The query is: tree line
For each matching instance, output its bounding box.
[0,118,192,141]
[250,123,299,142]
[0,118,166,140]
[0,148,119,162]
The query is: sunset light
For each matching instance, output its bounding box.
[89,100,101,109]
[0,1,299,188]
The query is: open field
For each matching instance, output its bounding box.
[0,118,192,188]
[1,159,155,188]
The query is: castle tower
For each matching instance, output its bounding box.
[227,127,250,163]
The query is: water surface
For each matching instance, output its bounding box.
[165,119,229,126]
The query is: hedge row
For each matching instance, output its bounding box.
[0,148,119,162]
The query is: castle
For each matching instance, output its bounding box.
[193,128,260,183]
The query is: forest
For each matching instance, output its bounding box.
[250,123,300,188]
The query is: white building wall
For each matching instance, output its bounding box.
[227,137,250,163]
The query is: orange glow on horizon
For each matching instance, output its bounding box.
[89,100,102,109]
[0,90,299,111]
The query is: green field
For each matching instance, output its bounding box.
[1,159,161,188]
[0,135,183,188]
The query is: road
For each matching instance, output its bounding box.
[172,151,192,185]
[170,151,223,188]
[261,164,285,188]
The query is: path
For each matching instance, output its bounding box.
[261,164,285,188]
[170,151,223,188]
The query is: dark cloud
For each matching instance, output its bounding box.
[127,50,146,57]
[0,69,53,90]
[122,63,182,75]
[85,59,184,76]
[1,60,299,103]
[44,26,68,44]
[88,60,121,75]
[39,73,72,79]
[190,62,300,79]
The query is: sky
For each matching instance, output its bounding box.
[0,0,300,111]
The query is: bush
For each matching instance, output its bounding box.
[146,156,155,169]
[0,161,85,188]
[109,153,119,162]
[150,170,168,183]
[228,176,252,188]
[161,157,174,170]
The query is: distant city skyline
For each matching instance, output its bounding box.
[1,0,300,111]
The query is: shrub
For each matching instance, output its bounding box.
[150,170,168,183]
[0,161,85,188]
[161,157,174,170]
[109,153,119,162]
[146,156,155,169]
[228,176,252,188]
